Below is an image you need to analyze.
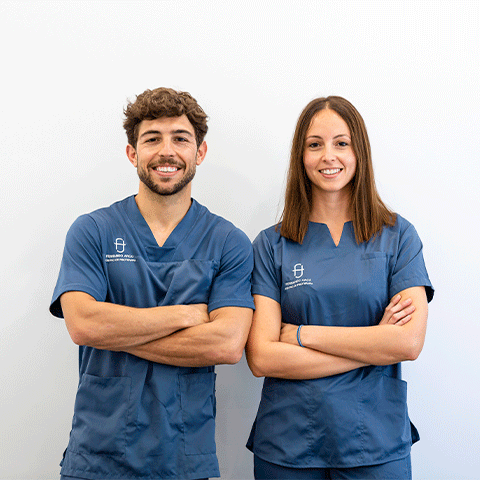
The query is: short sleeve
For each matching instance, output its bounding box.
[50,214,108,318]
[207,228,255,312]
[251,230,282,303]
[389,223,434,302]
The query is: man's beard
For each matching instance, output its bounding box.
[137,163,196,196]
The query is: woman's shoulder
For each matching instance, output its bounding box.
[384,213,416,236]
[377,213,425,251]
[254,223,282,242]
[252,224,288,258]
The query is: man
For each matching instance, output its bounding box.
[50,88,254,480]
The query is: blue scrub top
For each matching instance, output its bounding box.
[51,196,254,479]
[247,216,433,469]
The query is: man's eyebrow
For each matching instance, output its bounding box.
[172,129,194,137]
[139,129,194,138]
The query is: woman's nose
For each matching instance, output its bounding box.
[320,144,336,161]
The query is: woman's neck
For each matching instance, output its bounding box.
[309,189,352,225]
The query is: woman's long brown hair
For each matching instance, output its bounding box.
[279,96,395,244]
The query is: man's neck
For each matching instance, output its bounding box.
[134,185,192,247]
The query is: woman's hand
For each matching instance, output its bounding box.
[379,294,416,326]
[280,323,302,346]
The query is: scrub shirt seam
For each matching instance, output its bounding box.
[52,284,106,318]
[252,231,282,303]
[392,221,414,274]
[59,284,104,302]
[208,228,255,311]
[305,382,317,461]
[251,285,280,303]
[358,383,367,464]
[122,196,153,256]
[391,276,431,291]
[171,200,205,254]
[208,298,255,311]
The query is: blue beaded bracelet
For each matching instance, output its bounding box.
[297,325,305,348]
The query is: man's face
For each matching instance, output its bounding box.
[127,115,206,197]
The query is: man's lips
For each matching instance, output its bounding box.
[154,165,180,173]
[150,162,184,176]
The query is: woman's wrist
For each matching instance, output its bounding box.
[297,325,306,347]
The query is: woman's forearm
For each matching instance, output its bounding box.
[296,287,428,365]
[246,338,366,379]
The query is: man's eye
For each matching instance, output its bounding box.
[175,137,188,142]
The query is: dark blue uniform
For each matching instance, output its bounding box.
[247,216,433,471]
[51,196,254,479]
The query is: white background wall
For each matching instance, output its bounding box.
[0,1,479,478]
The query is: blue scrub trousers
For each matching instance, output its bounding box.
[254,455,412,480]
[61,477,208,480]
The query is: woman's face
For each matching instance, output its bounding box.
[303,109,356,198]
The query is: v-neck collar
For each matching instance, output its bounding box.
[124,195,200,261]
[308,220,354,249]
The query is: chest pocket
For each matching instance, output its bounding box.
[359,253,388,289]
[159,259,217,306]
[357,253,389,324]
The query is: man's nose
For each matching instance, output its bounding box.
[158,139,174,156]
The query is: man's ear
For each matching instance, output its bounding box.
[196,141,207,166]
[126,144,137,167]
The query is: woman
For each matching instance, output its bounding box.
[246,96,434,479]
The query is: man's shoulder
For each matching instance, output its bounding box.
[85,196,132,221]
[63,197,133,248]
[72,196,132,228]
[193,200,251,244]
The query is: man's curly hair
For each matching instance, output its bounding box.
[123,87,208,148]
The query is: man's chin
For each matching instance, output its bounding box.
[140,176,195,197]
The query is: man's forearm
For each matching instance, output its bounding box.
[124,307,253,367]
[61,291,209,350]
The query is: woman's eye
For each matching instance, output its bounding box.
[309,142,320,148]
[338,141,348,147]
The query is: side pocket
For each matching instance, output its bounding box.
[70,374,131,457]
[179,372,216,456]
[359,374,412,460]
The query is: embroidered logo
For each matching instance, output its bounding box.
[114,238,126,253]
[105,237,137,263]
[284,263,313,291]
[293,263,304,278]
